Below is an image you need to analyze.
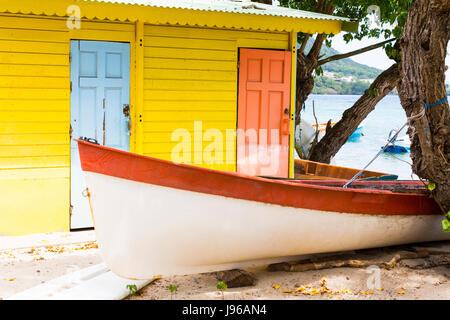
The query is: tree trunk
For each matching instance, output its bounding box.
[294,36,326,126]
[294,2,334,126]
[308,63,401,163]
[397,0,450,213]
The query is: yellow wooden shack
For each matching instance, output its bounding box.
[0,0,356,235]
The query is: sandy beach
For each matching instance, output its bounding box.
[0,231,101,299]
[1,233,448,300]
[128,241,450,300]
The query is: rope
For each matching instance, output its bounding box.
[404,96,448,138]
[422,97,448,109]
[342,97,445,188]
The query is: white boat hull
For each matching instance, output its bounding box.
[86,172,450,280]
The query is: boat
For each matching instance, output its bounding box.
[294,159,398,181]
[312,122,363,142]
[382,129,411,153]
[348,126,363,141]
[76,139,450,280]
[383,145,410,153]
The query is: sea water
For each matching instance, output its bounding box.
[300,94,416,180]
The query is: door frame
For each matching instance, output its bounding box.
[69,36,134,230]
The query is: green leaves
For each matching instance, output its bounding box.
[368,88,379,97]
[427,182,436,191]
[315,66,324,77]
[385,43,402,61]
[169,284,178,300]
[217,281,228,300]
[126,284,138,294]
[217,281,228,291]
[169,284,178,294]
[280,0,412,47]
[442,219,450,232]
[443,212,450,232]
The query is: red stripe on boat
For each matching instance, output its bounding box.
[76,139,440,216]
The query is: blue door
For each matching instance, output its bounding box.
[70,40,130,229]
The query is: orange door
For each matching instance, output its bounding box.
[237,48,292,178]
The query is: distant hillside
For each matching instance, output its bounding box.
[318,45,383,80]
[301,40,385,94]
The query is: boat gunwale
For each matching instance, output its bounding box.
[76,139,423,195]
[75,139,439,215]
[294,158,394,179]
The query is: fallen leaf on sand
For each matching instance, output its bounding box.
[273,285,280,290]
[74,241,98,250]
[45,246,65,254]
[340,289,353,295]
[360,291,374,295]
[397,290,406,294]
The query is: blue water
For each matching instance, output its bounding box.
[299,94,415,180]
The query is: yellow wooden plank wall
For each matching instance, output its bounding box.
[143,25,289,171]
[0,14,70,235]
[0,14,134,235]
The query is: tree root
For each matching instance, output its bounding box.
[267,247,449,272]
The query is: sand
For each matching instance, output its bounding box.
[0,234,448,300]
[129,242,450,300]
[0,235,102,299]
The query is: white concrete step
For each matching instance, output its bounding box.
[7,263,152,300]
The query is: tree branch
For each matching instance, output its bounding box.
[317,38,396,66]
[307,63,400,163]
[299,34,310,54]
[308,33,327,59]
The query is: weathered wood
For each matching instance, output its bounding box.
[267,247,447,272]
[397,0,450,212]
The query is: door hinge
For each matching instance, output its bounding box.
[70,81,72,93]
[69,53,72,63]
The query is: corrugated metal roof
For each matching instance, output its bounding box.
[0,0,358,34]
[88,0,353,22]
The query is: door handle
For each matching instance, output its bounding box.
[123,104,131,136]
[281,119,290,135]
[281,108,290,135]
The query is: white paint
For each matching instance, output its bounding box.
[84,172,450,280]
[7,263,152,300]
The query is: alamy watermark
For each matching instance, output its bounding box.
[67,5,81,30]
[170,121,283,175]
[367,5,381,26]
[366,265,382,290]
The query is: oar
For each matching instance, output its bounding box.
[343,122,408,189]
